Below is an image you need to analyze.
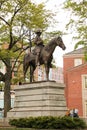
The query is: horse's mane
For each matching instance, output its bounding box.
[44,37,57,50]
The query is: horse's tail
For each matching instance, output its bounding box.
[23,53,30,80]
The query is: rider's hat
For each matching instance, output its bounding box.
[35,29,42,34]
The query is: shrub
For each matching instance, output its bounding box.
[9,116,87,129]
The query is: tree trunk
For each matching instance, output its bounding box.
[4,65,11,117]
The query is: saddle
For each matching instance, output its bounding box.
[32,44,44,55]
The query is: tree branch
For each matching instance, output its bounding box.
[9,5,25,50]
[0,16,10,26]
[11,45,30,72]
[0,56,11,68]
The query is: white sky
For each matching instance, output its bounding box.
[34,0,76,67]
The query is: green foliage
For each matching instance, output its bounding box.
[9,116,87,129]
[0,49,17,59]
[0,0,53,42]
[0,0,55,79]
[64,0,87,51]
[74,41,85,49]
[0,82,4,90]
[0,0,58,117]
[11,76,24,85]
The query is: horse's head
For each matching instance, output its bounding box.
[57,36,66,50]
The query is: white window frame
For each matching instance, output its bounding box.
[82,75,87,89]
[85,101,87,117]
[74,58,82,67]
[82,75,87,117]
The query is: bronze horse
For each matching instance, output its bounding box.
[23,36,66,82]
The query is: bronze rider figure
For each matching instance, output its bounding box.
[33,29,44,66]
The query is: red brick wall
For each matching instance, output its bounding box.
[67,67,82,116]
[65,64,87,116]
[63,54,87,117]
[63,57,75,105]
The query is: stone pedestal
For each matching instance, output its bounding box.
[7,81,67,118]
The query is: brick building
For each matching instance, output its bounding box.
[63,47,87,117]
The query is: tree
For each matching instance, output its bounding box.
[0,0,54,117]
[64,0,87,51]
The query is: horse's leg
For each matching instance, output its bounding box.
[23,54,30,81]
[23,63,29,81]
[32,66,36,82]
[44,63,49,81]
[30,65,36,82]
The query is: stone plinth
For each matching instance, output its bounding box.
[7,81,67,118]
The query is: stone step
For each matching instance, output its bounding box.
[14,100,66,108]
[10,106,67,111]
[15,94,65,101]
[8,110,67,118]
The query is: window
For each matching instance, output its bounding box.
[84,76,87,88]
[74,59,82,66]
[82,75,87,88]
[85,101,87,117]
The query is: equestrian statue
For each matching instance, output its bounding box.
[23,29,66,82]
